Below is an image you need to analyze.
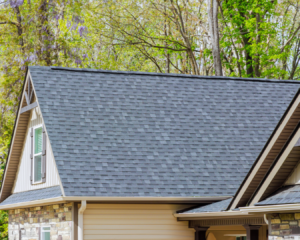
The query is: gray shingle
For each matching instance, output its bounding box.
[29,66,300,197]
[255,185,300,206]
[0,186,62,206]
[181,198,233,213]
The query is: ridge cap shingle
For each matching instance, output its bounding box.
[28,65,300,84]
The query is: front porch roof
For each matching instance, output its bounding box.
[179,198,233,213]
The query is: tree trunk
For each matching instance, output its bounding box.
[254,13,261,77]
[207,0,223,76]
[13,6,24,53]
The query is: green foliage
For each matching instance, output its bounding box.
[1,0,300,238]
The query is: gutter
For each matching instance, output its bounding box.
[78,201,86,240]
[62,196,231,202]
[0,196,231,210]
[173,210,249,218]
[240,203,300,213]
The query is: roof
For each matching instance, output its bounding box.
[28,66,300,197]
[181,198,233,213]
[0,186,62,206]
[255,185,300,206]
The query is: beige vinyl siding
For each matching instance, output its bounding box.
[12,108,60,193]
[83,204,194,240]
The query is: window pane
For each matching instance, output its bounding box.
[42,227,50,231]
[35,127,42,154]
[42,232,50,240]
[34,155,42,182]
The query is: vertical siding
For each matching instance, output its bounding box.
[12,109,61,193]
[284,160,300,185]
[83,204,194,240]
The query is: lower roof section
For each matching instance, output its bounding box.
[0,186,62,206]
[180,198,233,213]
[255,185,300,206]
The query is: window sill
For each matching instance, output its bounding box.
[32,181,44,185]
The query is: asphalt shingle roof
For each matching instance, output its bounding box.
[0,186,62,206]
[181,198,233,213]
[29,66,300,197]
[255,185,300,206]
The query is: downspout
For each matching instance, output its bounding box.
[264,214,269,225]
[78,200,87,240]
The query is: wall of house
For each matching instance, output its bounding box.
[12,108,61,193]
[268,213,300,239]
[8,203,73,240]
[83,204,194,240]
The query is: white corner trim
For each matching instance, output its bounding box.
[249,126,300,206]
[230,94,300,209]
[78,200,86,240]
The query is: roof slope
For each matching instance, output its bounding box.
[0,186,62,206]
[255,185,300,206]
[181,198,233,213]
[29,66,300,197]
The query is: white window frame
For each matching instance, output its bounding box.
[40,226,50,240]
[33,124,43,184]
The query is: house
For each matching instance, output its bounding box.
[2,66,300,240]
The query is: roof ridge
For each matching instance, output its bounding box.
[36,66,300,84]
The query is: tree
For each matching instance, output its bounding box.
[207,0,223,76]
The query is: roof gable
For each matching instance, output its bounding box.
[229,91,300,209]
[28,66,300,198]
[245,123,300,206]
[0,72,64,202]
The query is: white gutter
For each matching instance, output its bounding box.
[78,200,87,240]
[174,210,249,218]
[240,203,300,213]
[0,196,231,210]
[62,196,231,202]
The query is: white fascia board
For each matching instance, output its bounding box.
[62,196,232,202]
[173,211,249,218]
[240,204,300,213]
[0,196,232,210]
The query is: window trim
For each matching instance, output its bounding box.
[33,124,43,184]
[40,226,51,240]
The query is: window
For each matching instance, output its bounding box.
[33,126,43,183]
[41,227,50,240]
